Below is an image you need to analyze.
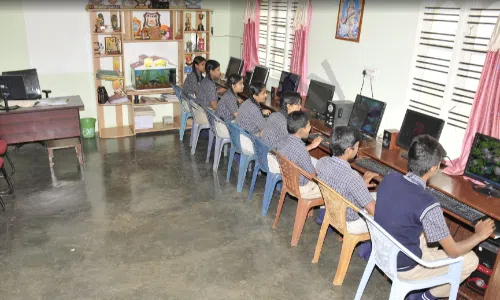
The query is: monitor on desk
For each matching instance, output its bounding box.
[243,71,253,95]
[250,66,270,85]
[277,71,300,96]
[396,109,445,158]
[348,94,387,138]
[225,57,244,77]
[464,133,500,198]
[304,80,335,119]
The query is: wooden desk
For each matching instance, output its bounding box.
[0,95,85,145]
[355,143,500,300]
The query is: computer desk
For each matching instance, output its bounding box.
[0,95,84,145]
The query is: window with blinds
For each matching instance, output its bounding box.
[407,1,499,157]
[259,0,298,79]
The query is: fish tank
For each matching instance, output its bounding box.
[131,65,176,90]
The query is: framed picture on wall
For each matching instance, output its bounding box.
[335,0,365,43]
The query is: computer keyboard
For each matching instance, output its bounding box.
[354,158,395,176]
[308,133,322,140]
[426,187,485,223]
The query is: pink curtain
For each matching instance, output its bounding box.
[290,0,312,96]
[242,0,261,74]
[443,50,500,175]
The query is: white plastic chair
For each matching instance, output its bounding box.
[187,99,210,155]
[355,211,464,300]
[203,107,231,171]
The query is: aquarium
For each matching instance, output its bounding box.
[131,65,176,90]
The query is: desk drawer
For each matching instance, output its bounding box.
[0,108,81,144]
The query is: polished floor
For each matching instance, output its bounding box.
[0,132,391,299]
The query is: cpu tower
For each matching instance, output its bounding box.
[382,129,400,149]
[325,100,354,128]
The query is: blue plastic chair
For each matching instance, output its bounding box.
[248,136,282,216]
[354,211,464,300]
[188,99,211,155]
[172,84,192,142]
[225,121,256,193]
[203,107,231,171]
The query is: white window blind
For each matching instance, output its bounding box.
[259,0,298,79]
[407,0,499,158]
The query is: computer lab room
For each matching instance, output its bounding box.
[0,0,499,299]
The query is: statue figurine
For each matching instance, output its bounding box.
[185,13,192,31]
[197,14,205,31]
[186,40,193,52]
[198,37,205,52]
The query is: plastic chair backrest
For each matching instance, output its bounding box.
[359,210,463,279]
[3,68,41,99]
[173,84,191,113]
[251,136,271,172]
[203,106,217,133]
[226,121,244,151]
[189,99,209,125]
[315,178,360,234]
[274,152,305,198]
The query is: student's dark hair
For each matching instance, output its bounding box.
[205,60,220,80]
[330,126,362,156]
[227,74,243,95]
[192,56,206,83]
[280,91,301,115]
[408,135,447,177]
[287,111,309,134]
[248,81,266,112]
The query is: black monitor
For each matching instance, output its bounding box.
[304,80,335,119]
[348,94,387,138]
[250,66,270,85]
[464,133,500,198]
[243,71,253,95]
[397,109,445,158]
[277,71,300,96]
[0,75,26,112]
[225,57,244,77]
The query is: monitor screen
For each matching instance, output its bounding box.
[250,66,270,85]
[348,94,387,138]
[304,80,335,115]
[243,71,253,94]
[464,133,500,188]
[225,57,244,77]
[278,71,300,95]
[396,109,445,150]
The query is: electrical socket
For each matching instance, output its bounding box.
[363,68,378,80]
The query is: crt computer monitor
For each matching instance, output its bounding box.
[304,80,335,118]
[250,66,270,85]
[243,71,253,95]
[225,57,244,77]
[348,94,387,138]
[396,109,445,150]
[277,71,300,96]
[464,133,500,196]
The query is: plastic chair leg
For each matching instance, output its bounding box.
[333,234,361,285]
[223,143,229,157]
[191,124,201,155]
[180,112,187,141]
[248,164,260,201]
[312,218,330,263]
[189,123,198,147]
[354,257,376,300]
[272,190,287,229]
[261,174,280,216]
[236,155,251,192]
[206,131,214,163]
[226,148,236,182]
[4,152,15,176]
[291,200,311,247]
[212,138,223,171]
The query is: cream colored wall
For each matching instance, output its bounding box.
[308,1,421,134]
[0,0,233,130]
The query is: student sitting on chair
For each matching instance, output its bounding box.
[235,82,271,136]
[276,111,323,199]
[261,91,303,150]
[375,135,494,300]
[182,56,205,97]
[216,74,244,121]
[196,60,220,109]
[316,126,378,234]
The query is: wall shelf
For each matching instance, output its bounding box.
[100,126,135,138]
[126,88,174,96]
[92,32,123,36]
[123,39,181,43]
[135,118,191,134]
[185,51,208,55]
[94,54,123,58]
